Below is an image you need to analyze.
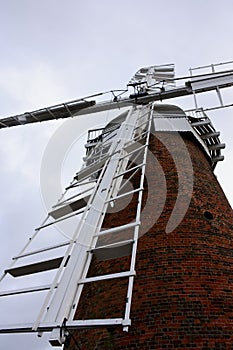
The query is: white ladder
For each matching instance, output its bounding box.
[0,103,153,346]
[48,104,153,345]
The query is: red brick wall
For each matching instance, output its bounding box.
[67,132,233,350]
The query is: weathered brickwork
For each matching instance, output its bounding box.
[66,132,233,349]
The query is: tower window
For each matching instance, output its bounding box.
[204,211,214,220]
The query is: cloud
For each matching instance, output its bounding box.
[0,63,70,116]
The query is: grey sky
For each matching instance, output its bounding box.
[0,0,232,349]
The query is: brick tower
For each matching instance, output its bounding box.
[64,104,233,350]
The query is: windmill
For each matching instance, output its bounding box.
[0,62,233,348]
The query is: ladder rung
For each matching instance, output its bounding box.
[5,256,70,277]
[113,162,146,180]
[208,143,225,150]
[134,119,149,131]
[50,318,131,345]
[49,318,131,344]
[106,187,143,203]
[200,131,220,139]
[49,195,90,219]
[53,185,95,209]
[131,129,149,143]
[191,119,210,127]
[90,239,134,260]
[136,111,149,122]
[97,221,140,237]
[35,206,86,231]
[212,155,224,162]
[67,318,130,328]
[124,141,146,155]
[67,179,97,189]
[13,241,70,260]
[122,143,147,160]
[78,270,136,284]
[0,283,57,297]
[0,323,54,334]
[85,141,99,148]
[49,317,132,346]
[74,156,108,181]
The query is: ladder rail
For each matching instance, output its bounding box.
[123,104,154,330]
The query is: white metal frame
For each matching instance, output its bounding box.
[0,103,154,346]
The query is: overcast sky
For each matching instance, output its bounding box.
[0,0,233,349]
